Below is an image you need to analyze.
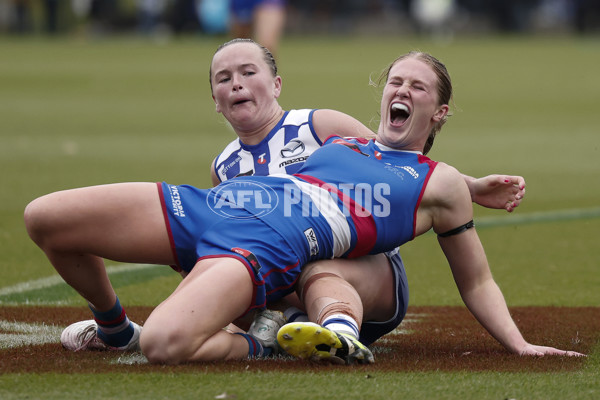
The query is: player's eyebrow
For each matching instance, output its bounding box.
[214,63,258,80]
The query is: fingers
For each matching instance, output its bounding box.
[502,175,526,191]
[549,349,587,357]
[519,347,544,357]
[501,175,526,212]
[521,345,587,357]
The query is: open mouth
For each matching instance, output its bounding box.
[390,103,410,125]
[233,99,251,107]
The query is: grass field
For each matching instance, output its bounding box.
[1,34,599,399]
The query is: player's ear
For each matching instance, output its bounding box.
[213,95,222,113]
[432,104,449,123]
[273,76,282,99]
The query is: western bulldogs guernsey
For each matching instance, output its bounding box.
[160,136,428,324]
[213,109,322,182]
[236,136,438,262]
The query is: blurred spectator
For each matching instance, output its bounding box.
[1,0,599,37]
[9,0,33,34]
[410,0,456,38]
[168,0,201,34]
[137,0,168,35]
[43,0,59,33]
[197,0,229,34]
[573,0,600,33]
[89,0,119,34]
[230,0,287,58]
[489,0,540,32]
[288,0,367,34]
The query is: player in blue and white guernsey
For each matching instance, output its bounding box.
[211,109,322,182]
[25,43,584,365]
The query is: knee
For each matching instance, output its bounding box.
[140,325,200,365]
[23,196,53,247]
[297,269,345,304]
[297,262,342,294]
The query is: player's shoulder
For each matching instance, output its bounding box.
[427,162,469,204]
[430,161,463,185]
[282,109,315,126]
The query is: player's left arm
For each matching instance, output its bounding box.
[429,165,584,356]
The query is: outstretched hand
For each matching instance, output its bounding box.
[471,175,526,212]
[519,344,586,357]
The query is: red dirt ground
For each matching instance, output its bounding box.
[1,306,597,374]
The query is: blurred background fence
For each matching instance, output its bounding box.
[1,0,599,40]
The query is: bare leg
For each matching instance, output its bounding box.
[24,182,174,311]
[141,257,255,363]
[297,254,396,327]
[253,4,286,57]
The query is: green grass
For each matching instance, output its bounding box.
[1,34,599,399]
[1,368,599,400]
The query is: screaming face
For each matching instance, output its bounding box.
[377,57,448,151]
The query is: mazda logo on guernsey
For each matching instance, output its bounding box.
[207,180,279,219]
[280,139,305,158]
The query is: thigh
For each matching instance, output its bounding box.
[27,182,174,265]
[142,257,254,361]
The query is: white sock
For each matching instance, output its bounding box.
[322,314,359,338]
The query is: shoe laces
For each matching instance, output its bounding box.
[74,323,101,351]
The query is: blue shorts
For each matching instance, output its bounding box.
[230,0,286,23]
[359,248,409,346]
[157,182,302,314]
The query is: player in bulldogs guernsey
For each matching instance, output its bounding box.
[235,136,437,261]
[211,109,322,183]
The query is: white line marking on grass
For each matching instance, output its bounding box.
[476,207,600,229]
[0,320,63,349]
[112,353,149,365]
[0,264,157,297]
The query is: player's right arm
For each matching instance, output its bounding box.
[210,157,220,186]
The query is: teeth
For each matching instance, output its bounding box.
[391,103,409,112]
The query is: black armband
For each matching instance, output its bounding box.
[437,220,475,238]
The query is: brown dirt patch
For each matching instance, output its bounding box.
[1,305,596,374]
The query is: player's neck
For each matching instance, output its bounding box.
[237,108,285,146]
